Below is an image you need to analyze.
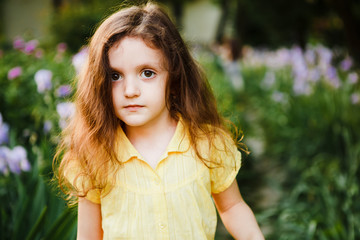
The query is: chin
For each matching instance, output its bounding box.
[121,118,147,128]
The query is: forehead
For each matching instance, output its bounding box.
[108,37,167,70]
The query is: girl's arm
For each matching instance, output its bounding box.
[212,180,264,240]
[77,197,103,240]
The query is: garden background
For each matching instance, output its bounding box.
[0,0,359,239]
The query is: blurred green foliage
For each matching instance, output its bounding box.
[50,0,121,52]
[0,43,77,239]
[252,68,360,239]
[203,44,360,239]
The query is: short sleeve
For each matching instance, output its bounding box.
[64,161,101,204]
[209,134,242,194]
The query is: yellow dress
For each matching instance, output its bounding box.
[68,120,241,240]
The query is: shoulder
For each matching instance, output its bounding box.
[194,125,238,160]
[206,126,242,193]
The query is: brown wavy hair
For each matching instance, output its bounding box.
[53,2,244,203]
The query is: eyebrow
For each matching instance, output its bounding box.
[109,62,166,72]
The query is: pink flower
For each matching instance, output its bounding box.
[57,42,67,53]
[8,67,22,80]
[13,37,25,50]
[24,40,39,54]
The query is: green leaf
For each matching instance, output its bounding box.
[25,206,48,240]
[42,208,77,240]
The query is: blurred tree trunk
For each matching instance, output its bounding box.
[158,0,184,27]
[172,1,183,27]
[328,0,360,64]
[215,0,230,43]
[234,0,246,46]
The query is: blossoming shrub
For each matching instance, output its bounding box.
[0,38,77,239]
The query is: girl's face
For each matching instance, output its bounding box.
[109,37,170,130]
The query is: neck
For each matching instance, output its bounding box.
[125,115,177,143]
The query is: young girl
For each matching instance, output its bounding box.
[55,2,264,240]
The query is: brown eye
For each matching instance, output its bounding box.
[111,72,122,81]
[141,70,155,79]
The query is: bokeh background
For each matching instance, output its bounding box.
[0,0,359,239]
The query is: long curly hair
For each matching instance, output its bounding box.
[54,2,243,203]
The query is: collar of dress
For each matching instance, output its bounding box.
[115,119,191,163]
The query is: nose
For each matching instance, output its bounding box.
[123,76,140,98]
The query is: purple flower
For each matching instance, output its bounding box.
[291,47,308,82]
[13,37,25,50]
[326,66,337,79]
[6,146,31,174]
[307,68,321,82]
[58,119,68,130]
[5,150,21,174]
[317,46,332,66]
[304,49,316,66]
[340,57,352,71]
[326,66,341,89]
[0,147,10,175]
[0,113,9,145]
[56,85,72,97]
[24,39,39,54]
[0,122,9,145]
[293,76,311,96]
[57,102,75,119]
[8,67,22,80]
[14,146,31,172]
[351,93,360,104]
[34,69,52,93]
[264,48,292,69]
[57,102,75,129]
[276,48,292,67]
[43,120,53,134]
[347,72,358,84]
[72,48,88,74]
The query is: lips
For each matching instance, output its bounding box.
[124,105,144,111]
